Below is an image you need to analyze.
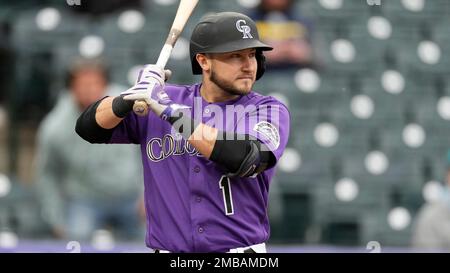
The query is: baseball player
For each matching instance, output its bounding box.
[76,12,290,253]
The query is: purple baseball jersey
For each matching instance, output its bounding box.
[109,83,290,252]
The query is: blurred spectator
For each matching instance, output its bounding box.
[250,0,315,70]
[34,58,145,242]
[411,166,450,250]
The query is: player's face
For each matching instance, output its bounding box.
[208,48,257,96]
[71,69,107,110]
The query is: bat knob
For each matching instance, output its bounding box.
[133,101,149,116]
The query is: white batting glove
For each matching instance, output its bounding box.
[121,64,190,121]
[121,64,172,105]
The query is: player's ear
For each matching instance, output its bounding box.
[196,53,210,72]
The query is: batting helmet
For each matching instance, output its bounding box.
[190,12,273,80]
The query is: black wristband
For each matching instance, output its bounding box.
[112,95,134,118]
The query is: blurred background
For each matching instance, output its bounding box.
[1,0,450,252]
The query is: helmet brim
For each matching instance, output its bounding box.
[195,39,273,54]
[191,39,273,75]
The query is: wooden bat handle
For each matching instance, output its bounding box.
[133,0,199,116]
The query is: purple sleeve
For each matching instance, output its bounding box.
[109,113,143,144]
[236,99,290,162]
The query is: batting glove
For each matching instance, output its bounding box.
[121,64,190,121]
[121,64,172,105]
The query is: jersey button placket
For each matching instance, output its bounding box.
[190,158,205,248]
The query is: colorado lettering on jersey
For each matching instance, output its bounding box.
[146,134,203,162]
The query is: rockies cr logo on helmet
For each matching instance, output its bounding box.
[236,20,253,39]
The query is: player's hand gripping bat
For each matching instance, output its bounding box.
[132,0,200,116]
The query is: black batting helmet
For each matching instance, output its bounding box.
[189,12,273,80]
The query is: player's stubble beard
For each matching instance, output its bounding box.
[209,69,253,96]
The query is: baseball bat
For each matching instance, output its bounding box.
[132,0,200,116]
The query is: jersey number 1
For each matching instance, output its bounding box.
[219,176,234,215]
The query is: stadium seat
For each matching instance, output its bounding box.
[318,29,372,76]
[310,178,389,245]
[360,76,411,124]
[347,18,424,73]
[297,0,370,29]
[0,177,47,237]
[276,191,313,243]
[11,8,90,54]
[382,0,448,27]
[360,209,413,248]
[396,37,450,76]
[276,150,333,192]
[429,155,448,183]
[254,70,299,98]
[433,17,450,46]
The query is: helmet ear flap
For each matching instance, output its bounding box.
[256,50,266,81]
